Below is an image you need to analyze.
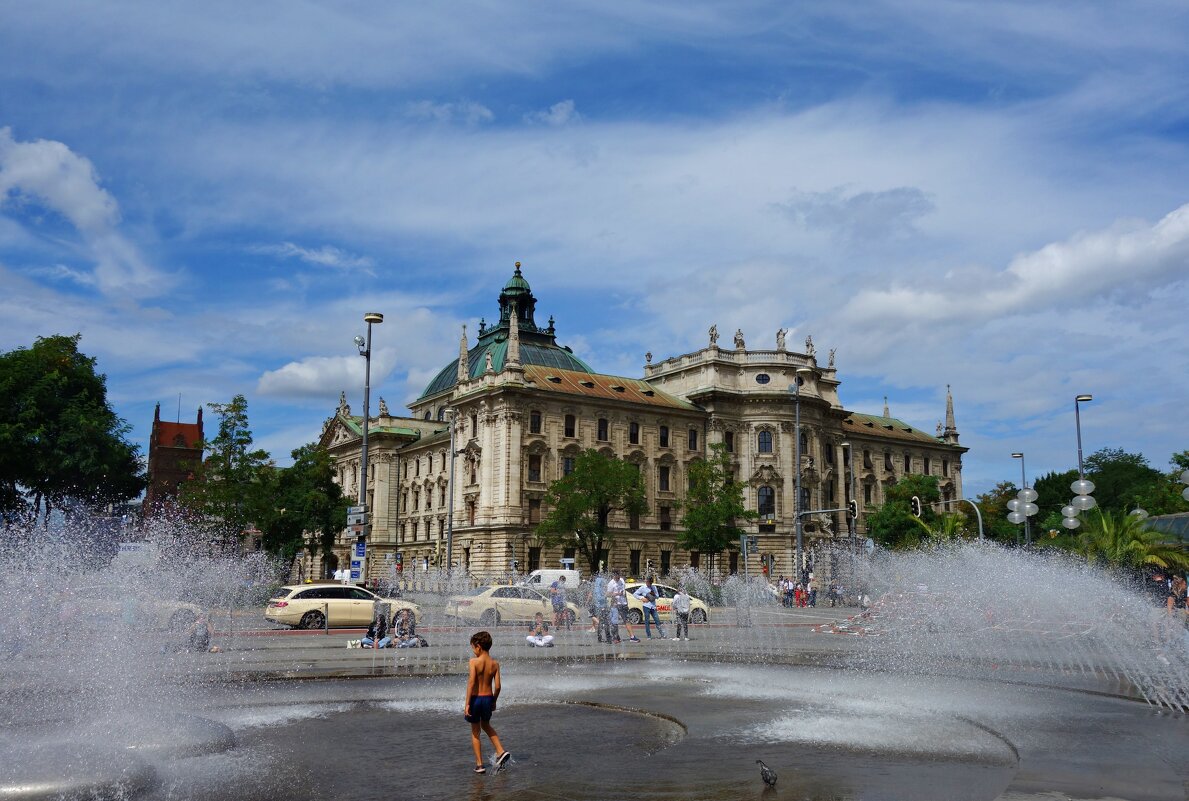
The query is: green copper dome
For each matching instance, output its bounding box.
[417,263,594,401]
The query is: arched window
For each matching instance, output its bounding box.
[799,431,808,454]
[629,421,640,445]
[597,418,609,441]
[564,414,576,438]
[758,486,775,519]
[757,430,773,453]
[437,407,445,421]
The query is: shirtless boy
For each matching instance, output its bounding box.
[464,630,511,774]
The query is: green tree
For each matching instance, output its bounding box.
[178,394,273,542]
[0,334,145,522]
[1083,448,1163,512]
[256,443,348,561]
[536,449,648,575]
[864,474,941,549]
[975,480,1022,543]
[911,511,971,544]
[679,443,756,573]
[1033,468,1078,531]
[1129,452,1189,517]
[1046,509,1189,575]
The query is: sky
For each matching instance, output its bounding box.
[1,1,1187,498]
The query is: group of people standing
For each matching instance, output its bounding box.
[526,571,694,646]
[777,575,817,607]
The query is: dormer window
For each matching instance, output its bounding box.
[580,380,595,388]
[642,389,655,397]
[611,385,625,393]
[547,375,562,384]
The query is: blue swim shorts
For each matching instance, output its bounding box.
[465,695,495,723]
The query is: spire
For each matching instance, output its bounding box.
[943,384,959,444]
[507,301,521,366]
[883,396,890,418]
[457,324,469,383]
[154,402,161,423]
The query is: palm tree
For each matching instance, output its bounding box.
[1062,509,1189,573]
[910,512,972,546]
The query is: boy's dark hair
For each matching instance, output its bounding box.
[471,630,493,651]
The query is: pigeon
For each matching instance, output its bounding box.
[756,759,777,787]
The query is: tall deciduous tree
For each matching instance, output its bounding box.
[679,443,755,573]
[0,334,145,523]
[256,443,348,560]
[536,449,647,575]
[864,474,941,549]
[975,480,1023,543]
[178,394,272,542]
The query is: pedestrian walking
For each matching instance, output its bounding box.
[607,570,638,642]
[671,585,691,641]
[634,576,665,639]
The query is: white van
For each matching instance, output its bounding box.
[521,569,581,593]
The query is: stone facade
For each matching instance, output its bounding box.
[308,267,967,583]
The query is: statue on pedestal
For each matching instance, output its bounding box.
[708,324,719,347]
[734,329,745,349]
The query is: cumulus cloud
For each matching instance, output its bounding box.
[252,241,375,273]
[525,100,580,126]
[406,100,494,126]
[0,127,168,297]
[843,203,1189,327]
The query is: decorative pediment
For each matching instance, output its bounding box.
[749,464,784,487]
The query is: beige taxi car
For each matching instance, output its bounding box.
[623,582,710,624]
[265,583,420,629]
[66,585,205,632]
[445,585,582,627]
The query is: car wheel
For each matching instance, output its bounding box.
[391,611,416,629]
[690,609,707,624]
[168,609,197,632]
[479,609,500,627]
[300,610,326,629]
[627,609,643,625]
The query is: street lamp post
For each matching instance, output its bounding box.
[1009,452,1038,546]
[790,366,813,583]
[354,312,383,580]
[1063,394,1096,531]
[840,441,857,549]
[444,408,457,575]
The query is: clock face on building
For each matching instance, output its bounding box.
[755,373,771,384]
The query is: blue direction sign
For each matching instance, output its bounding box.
[354,542,366,559]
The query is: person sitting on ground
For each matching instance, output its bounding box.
[361,609,392,649]
[526,611,554,647]
[394,608,421,648]
[165,611,221,653]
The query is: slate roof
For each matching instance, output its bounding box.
[520,365,701,412]
[841,412,946,446]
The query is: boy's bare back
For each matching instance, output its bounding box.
[468,652,501,697]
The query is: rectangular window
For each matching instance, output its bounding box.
[629,422,640,445]
[629,510,640,529]
[413,491,420,511]
[688,428,699,450]
[825,446,834,465]
[924,457,932,475]
[530,410,542,434]
[690,551,700,569]
[863,450,873,469]
[659,506,672,531]
[630,549,641,576]
[658,465,670,492]
[528,454,542,482]
[440,486,446,506]
[864,484,872,505]
[597,418,609,441]
[470,413,478,437]
[467,500,476,525]
[414,459,420,477]
[942,459,950,477]
[724,431,734,452]
[563,456,576,476]
[528,498,541,524]
[904,452,911,472]
[528,547,541,572]
[564,414,576,438]
[728,551,738,575]
[660,550,671,576]
[659,425,670,448]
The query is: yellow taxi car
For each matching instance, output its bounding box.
[623,582,710,624]
[444,585,583,627]
[265,583,420,629]
[66,585,205,632]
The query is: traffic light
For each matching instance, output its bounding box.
[511,559,520,572]
[646,558,655,573]
[395,552,403,572]
[910,496,923,518]
[847,499,858,519]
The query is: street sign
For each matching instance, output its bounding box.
[347,512,367,526]
[354,542,366,559]
[347,505,368,514]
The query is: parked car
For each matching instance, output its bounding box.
[623,582,710,624]
[444,585,582,627]
[265,584,420,629]
[65,585,205,632]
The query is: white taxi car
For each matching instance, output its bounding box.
[265,584,420,629]
[622,582,710,624]
[445,585,582,627]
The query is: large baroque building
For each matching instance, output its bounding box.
[310,265,966,581]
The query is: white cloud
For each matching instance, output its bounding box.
[778,186,935,243]
[842,203,1189,328]
[252,241,375,273]
[406,100,494,126]
[525,100,580,126]
[0,127,169,297]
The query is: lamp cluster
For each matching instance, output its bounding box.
[1182,470,1189,503]
[1006,488,1038,525]
[1060,479,1096,530]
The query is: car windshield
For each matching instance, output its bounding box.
[470,586,492,596]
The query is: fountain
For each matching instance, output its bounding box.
[1,522,1185,800]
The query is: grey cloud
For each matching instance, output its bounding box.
[777,186,935,243]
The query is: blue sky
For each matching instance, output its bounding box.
[1,1,1187,497]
